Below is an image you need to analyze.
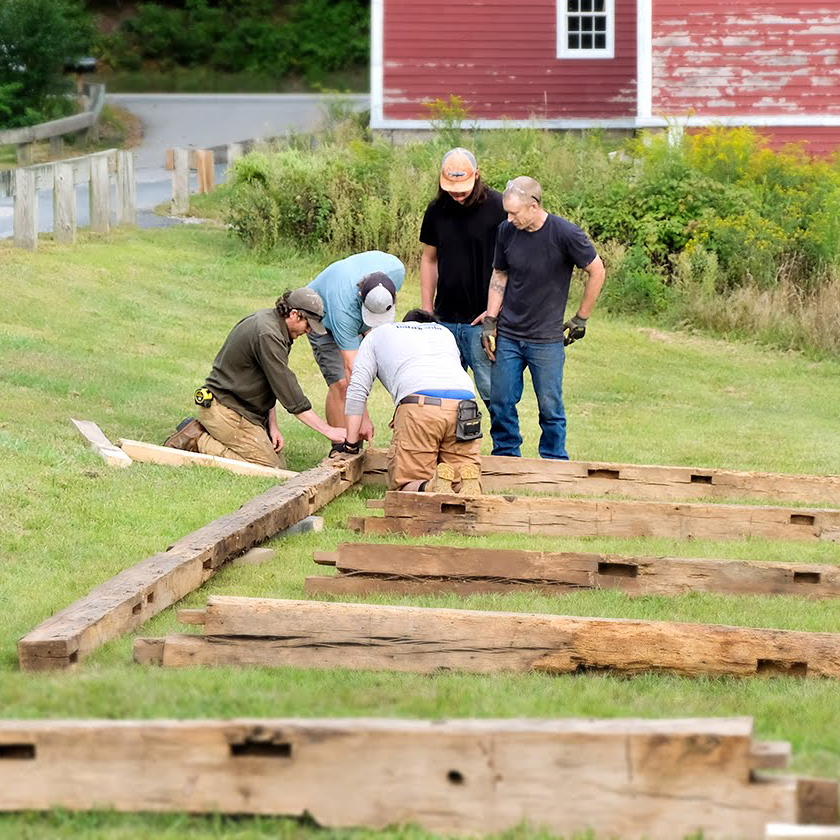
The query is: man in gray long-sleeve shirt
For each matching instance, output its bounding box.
[163,288,346,468]
[340,309,483,493]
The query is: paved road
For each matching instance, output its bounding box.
[1,93,370,239]
[108,92,370,169]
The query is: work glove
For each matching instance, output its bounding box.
[329,440,362,458]
[481,315,498,360]
[563,314,588,346]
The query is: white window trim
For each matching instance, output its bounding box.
[556,0,615,59]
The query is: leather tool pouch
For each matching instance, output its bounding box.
[455,400,483,442]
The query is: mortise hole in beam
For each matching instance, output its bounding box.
[146,591,155,604]
[203,559,212,570]
[68,651,78,664]
[441,502,467,515]
[447,769,465,785]
[230,741,292,758]
[132,602,141,615]
[756,659,808,677]
[597,562,638,578]
[690,474,713,485]
[794,571,821,584]
[790,514,816,526]
[588,468,620,480]
[0,744,35,760]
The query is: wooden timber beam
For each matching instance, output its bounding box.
[71,419,132,468]
[0,717,833,838]
[137,596,840,679]
[17,454,364,671]
[118,439,298,479]
[351,492,840,543]
[305,543,840,599]
[362,449,840,505]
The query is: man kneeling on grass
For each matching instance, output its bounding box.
[162,288,346,468]
[332,309,483,494]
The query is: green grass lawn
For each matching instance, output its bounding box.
[2,226,840,839]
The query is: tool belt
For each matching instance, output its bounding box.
[194,387,214,407]
[398,395,482,442]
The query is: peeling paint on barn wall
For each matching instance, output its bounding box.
[652,3,840,116]
[381,0,637,120]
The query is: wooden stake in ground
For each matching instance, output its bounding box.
[362,449,840,505]
[306,543,840,599]
[17,455,363,671]
[0,717,834,839]
[138,596,840,679]
[350,492,840,543]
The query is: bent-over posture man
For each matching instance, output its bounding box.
[420,147,505,407]
[337,310,483,494]
[163,288,346,467]
[307,250,405,440]
[479,176,605,460]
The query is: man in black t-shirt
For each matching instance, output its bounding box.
[420,147,506,407]
[479,176,606,460]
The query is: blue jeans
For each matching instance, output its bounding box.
[489,335,568,460]
[440,321,492,407]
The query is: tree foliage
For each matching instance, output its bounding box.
[0,0,94,127]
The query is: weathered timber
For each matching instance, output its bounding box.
[17,455,363,671]
[88,153,110,234]
[53,162,77,244]
[71,419,132,468]
[364,492,840,542]
[305,543,840,599]
[362,449,840,505]
[767,828,840,840]
[118,438,297,479]
[195,149,214,193]
[0,717,831,839]
[139,597,840,679]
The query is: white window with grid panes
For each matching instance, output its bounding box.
[557,0,614,59]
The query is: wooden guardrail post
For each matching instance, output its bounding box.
[226,142,243,170]
[116,151,136,226]
[195,148,214,194]
[171,148,189,214]
[17,142,33,167]
[88,154,110,234]
[53,162,77,244]
[13,168,37,250]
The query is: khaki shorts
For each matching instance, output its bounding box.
[387,400,481,490]
[196,399,286,469]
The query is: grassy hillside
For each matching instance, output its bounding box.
[1,226,840,838]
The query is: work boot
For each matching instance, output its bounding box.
[424,462,455,493]
[163,417,205,452]
[458,463,483,496]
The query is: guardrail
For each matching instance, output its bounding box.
[0,148,136,250]
[0,83,106,165]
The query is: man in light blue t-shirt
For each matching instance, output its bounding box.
[307,250,405,440]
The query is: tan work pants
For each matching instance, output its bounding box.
[387,400,481,490]
[197,400,286,469]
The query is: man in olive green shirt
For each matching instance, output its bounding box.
[163,288,346,468]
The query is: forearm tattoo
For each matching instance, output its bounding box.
[489,270,508,295]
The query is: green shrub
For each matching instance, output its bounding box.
[104,0,368,82]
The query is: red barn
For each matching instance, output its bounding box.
[370,0,840,154]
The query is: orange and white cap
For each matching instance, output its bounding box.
[440,147,477,192]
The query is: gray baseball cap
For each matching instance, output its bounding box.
[287,287,327,335]
[359,272,397,328]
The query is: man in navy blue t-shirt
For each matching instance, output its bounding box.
[476,176,605,460]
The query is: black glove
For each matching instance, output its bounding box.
[563,313,587,346]
[481,315,498,359]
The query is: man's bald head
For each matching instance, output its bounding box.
[504,176,542,206]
